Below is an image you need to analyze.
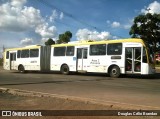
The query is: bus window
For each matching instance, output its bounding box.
[134,48,141,72]
[54,47,66,56]
[83,49,88,59]
[13,53,16,61]
[148,48,154,64]
[90,44,106,55]
[30,49,39,57]
[17,50,21,58]
[77,49,82,59]
[143,47,147,63]
[66,46,74,56]
[6,51,9,59]
[107,43,122,55]
[21,49,29,58]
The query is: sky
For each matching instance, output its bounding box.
[0,0,160,57]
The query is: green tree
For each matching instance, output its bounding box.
[45,38,55,45]
[129,13,160,51]
[57,31,72,44]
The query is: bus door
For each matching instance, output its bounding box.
[125,47,141,73]
[10,52,16,70]
[77,48,88,71]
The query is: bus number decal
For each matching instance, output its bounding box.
[90,59,100,64]
[30,61,37,63]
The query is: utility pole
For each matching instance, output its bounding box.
[3,45,5,52]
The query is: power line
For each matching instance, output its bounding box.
[32,0,80,29]
[54,19,79,29]
[36,0,101,31]
[33,0,125,39]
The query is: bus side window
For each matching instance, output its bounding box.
[17,50,21,58]
[107,43,122,55]
[6,51,9,59]
[21,49,29,58]
[90,44,106,55]
[54,47,66,56]
[83,49,88,59]
[30,49,39,57]
[143,47,147,63]
[77,49,82,59]
[66,46,74,56]
[13,53,16,61]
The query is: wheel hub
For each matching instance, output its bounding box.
[112,69,117,75]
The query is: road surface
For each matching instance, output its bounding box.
[0,68,160,109]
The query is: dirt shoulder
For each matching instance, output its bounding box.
[0,88,159,119]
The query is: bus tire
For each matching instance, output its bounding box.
[61,65,69,75]
[109,66,120,78]
[19,65,25,73]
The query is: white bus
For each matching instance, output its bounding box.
[3,38,155,78]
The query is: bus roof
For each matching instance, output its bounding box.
[51,38,145,47]
[4,45,41,51]
[4,38,145,51]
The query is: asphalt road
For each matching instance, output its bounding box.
[0,68,160,109]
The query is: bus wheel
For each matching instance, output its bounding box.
[61,65,69,75]
[19,65,25,73]
[109,66,120,78]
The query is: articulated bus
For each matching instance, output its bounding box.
[3,38,155,78]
